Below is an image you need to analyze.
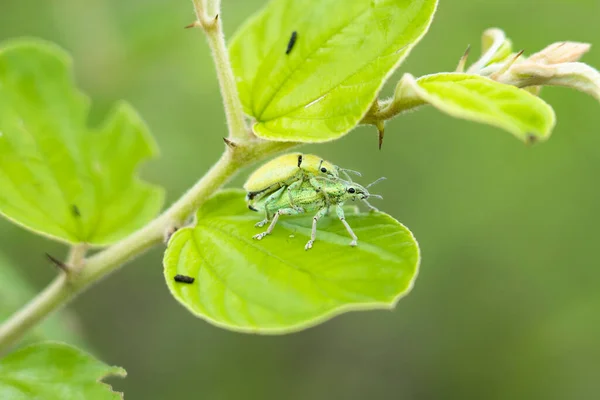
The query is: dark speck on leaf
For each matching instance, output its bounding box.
[174,275,195,284]
[71,205,81,218]
[286,31,297,55]
[526,134,538,145]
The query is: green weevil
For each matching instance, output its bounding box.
[243,153,361,206]
[249,177,384,250]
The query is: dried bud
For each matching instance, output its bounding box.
[471,30,600,102]
[528,42,591,65]
[507,62,600,101]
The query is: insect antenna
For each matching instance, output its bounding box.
[340,169,362,182]
[340,168,362,177]
[366,177,387,189]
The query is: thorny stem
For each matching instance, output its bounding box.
[0,151,240,353]
[191,0,248,140]
[0,3,296,353]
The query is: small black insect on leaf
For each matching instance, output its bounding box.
[174,274,195,284]
[71,204,81,218]
[286,31,298,55]
[526,133,538,145]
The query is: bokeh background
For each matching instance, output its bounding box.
[1,0,600,399]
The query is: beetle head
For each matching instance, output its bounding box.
[317,159,339,180]
[343,177,385,211]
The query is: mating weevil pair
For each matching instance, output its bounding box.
[244,153,385,250]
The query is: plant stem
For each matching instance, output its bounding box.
[192,0,248,141]
[205,0,221,18]
[361,74,427,126]
[0,276,70,356]
[0,4,298,354]
[66,243,87,272]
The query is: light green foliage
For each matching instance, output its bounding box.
[0,254,82,345]
[229,0,438,142]
[164,190,419,333]
[362,28,599,146]
[0,40,164,246]
[393,73,556,143]
[0,341,125,400]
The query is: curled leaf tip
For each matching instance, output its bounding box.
[529,41,591,65]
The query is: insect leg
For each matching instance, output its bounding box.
[255,187,285,227]
[305,206,328,250]
[361,198,379,212]
[309,177,330,207]
[286,179,303,210]
[336,204,358,247]
[253,207,304,241]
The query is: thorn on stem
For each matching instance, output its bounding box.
[456,44,471,72]
[490,49,525,80]
[223,137,237,149]
[185,21,200,29]
[45,253,69,273]
[375,121,385,150]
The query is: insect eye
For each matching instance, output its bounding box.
[348,188,356,194]
[320,167,327,173]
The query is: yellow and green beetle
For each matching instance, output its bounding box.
[244,153,363,211]
[250,176,385,250]
[244,153,338,198]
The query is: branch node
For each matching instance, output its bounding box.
[164,226,179,244]
[199,14,219,31]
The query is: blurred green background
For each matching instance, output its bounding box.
[1,0,600,399]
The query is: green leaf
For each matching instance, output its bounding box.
[0,341,125,400]
[0,39,164,246]
[229,0,438,142]
[163,190,420,334]
[0,254,83,346]
[394,73,556,143]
